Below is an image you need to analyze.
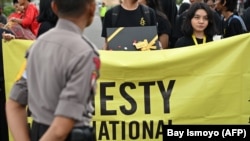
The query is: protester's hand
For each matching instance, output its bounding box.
[10,17,21,24]
[2,32,15,42]
[10,17,16,22]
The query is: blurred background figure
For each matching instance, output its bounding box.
[215,0,247,38]
[178,2,191,16]
[8,0,40,36]
[204,0,223,35]
[0,5,7,27]
[99,2,107,25]
[36,0,58,37]
[204,0,215,10]
[242,0,250,31]
[8,0,24,21]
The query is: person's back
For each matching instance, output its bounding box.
[0,6,7,25]
[101,0,157,50]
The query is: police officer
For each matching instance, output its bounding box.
[6,0,100,141]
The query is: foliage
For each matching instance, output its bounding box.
[3,4,14,17]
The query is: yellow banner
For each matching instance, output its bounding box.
[3,33,250,141]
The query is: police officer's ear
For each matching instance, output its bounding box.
[51,1,58,17]
[88,1,96,18]
[86,1,96,27]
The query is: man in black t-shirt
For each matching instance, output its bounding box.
[101,0,157,50]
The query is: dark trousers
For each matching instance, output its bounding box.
[31,121,95,141]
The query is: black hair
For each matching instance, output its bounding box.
[13,0,18,4]
[13,0,31,4]
[204,0,215,3]
[37,0,58,24]
[53,0,94,18]
[179,2,191,15]
[159,0,177,25]
[146,0,167,19]
[182,2,216,38]
[244,0,250,8]
[219,0,237,12]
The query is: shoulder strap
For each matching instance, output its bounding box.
[111,5,120,27]
[228,15,247,32]
[140,4,151,25]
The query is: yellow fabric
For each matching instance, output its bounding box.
[134,36,158,51]
[3,39,32,141]
[14,60,26,81]
[3,33,250,141]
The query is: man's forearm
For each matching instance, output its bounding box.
[6,99,30,141]
[39,116,75,141]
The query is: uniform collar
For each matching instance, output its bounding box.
[55,18,83,36]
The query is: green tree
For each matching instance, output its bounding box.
[1,0,14,16]
[3,4,14,17]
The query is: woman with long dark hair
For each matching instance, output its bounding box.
[37,0,58,37]
[174,2,217,48]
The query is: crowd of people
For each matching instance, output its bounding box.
[101,0,249,49]
[0,0,250,141]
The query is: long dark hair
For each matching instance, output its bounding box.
[218,0,237,12]
[37,0,58,24]
[159,0,177,25]
[182,2,216,38]
[146,0,168,19]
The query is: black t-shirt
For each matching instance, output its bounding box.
[174,36,213,48]
[156,12,171,36]
[213,11,223,35]
[101,5,157,38]
[223,14,246,38]
[37,21,56,38]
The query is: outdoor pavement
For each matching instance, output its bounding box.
[84,10,105,50]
